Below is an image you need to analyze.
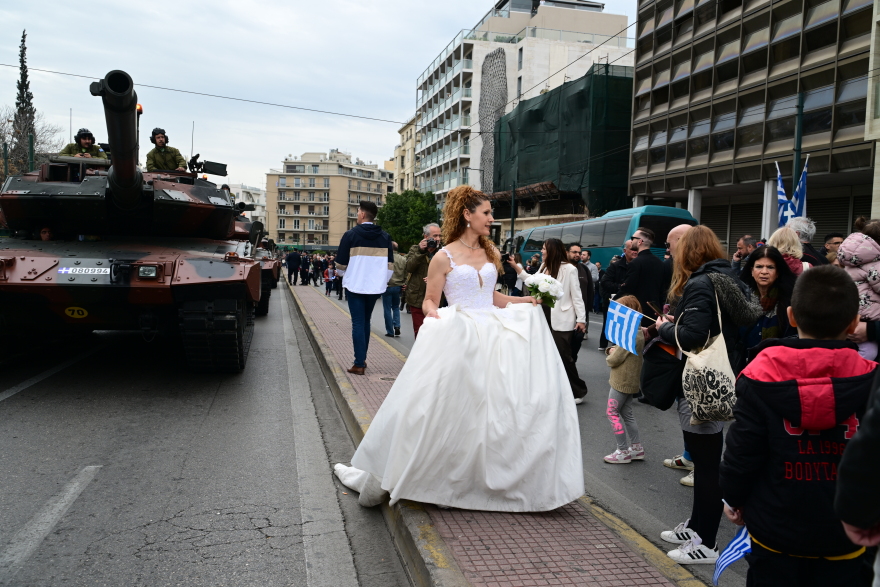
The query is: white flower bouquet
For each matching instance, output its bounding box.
[523,273,564,308]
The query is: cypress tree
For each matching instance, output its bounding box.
[12,30,35,172]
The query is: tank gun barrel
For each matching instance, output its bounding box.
[90,70,142,211]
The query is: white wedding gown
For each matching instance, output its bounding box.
[334,249,584,512]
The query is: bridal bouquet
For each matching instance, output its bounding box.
[523,274,564,308]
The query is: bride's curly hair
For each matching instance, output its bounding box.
[442,185,501,272]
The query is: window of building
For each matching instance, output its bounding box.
[312,165,319,174]
[279,204,286,212]
[323,205,330,214]
[518,47,523,71]
[278,190,286,201]
[294,219,300,229]
[294,205,300,214]
[294,177,301,187]
[308,219,315,230]
[279,218,286,229]
[293,191,300,201]
[323,177,330,188]
[308,192,315,201]
[711,108,736,152]
[309,178,315,187]
[517,77,522,98]
[357,181,362,190]
[279,177,286,187]
[308,205,315,215]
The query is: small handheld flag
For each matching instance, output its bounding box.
[791,154,809,218]
[713,525,751,585]
[605,300,643,354]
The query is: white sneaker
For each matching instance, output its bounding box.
[663,454,695,470]
[574,396,585,405]
[627,444,645,460]
[661,519,696,544]
[680,470,695,487]
[667,537,718,565]
[603,449,631,464]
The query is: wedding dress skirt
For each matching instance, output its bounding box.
[336,302,584,512]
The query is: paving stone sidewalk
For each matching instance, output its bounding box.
[291,284,682,587]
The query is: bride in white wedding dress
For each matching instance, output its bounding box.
[334,186,584,512]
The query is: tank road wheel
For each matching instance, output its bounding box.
[271,272,278,289]
[178,298,255,373]
[255,277,272,316]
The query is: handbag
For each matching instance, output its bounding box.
[640,338,684,411]
[675,291,737,424]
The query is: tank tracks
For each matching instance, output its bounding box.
[256,275,272,316]
[178,298,254,372]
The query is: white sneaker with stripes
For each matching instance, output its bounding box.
[660,519,697,544]
[667,536,718,565]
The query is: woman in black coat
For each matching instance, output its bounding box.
[655,226,762,565]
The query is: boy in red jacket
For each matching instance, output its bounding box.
[720,265,876,586]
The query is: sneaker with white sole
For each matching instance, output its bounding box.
[660,519,696,544]
[680,470,695,486]
[628,444,645,460]
[603,449,632,464]
[663,454,695,470]
[574,396,585,405]
[667,537,718,565]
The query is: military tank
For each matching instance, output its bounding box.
[0,70,263,372]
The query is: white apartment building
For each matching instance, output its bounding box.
[227,183,267,226]
[414,0,634,200]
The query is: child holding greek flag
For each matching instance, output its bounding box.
[602,295,646,464]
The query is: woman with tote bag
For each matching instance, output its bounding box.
[653,226,762,566]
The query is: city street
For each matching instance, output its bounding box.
[316,281,747,587]
[0,291,409,587]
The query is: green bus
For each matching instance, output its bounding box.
[509,206,698,268]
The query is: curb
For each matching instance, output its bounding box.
[577,497,707,587]
[285,283,470,587]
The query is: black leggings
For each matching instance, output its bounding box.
[682,430,724,548]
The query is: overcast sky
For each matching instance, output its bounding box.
[0,0,635,189]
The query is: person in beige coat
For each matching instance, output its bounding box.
[603,295,646,464]
[519,238,588,402]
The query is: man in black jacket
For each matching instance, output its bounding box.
[619,227,666,325]
[720,266,875,584]
[567,243,593,358]
[285,249,301,285]
[598,240,637,350]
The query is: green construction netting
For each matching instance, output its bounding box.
[493,63,633,216]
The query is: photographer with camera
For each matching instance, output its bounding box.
[405,223,442,339]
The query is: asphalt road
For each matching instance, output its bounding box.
[320,284,748,587]
[0,289,409,587]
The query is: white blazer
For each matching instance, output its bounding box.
[518,263,586,331]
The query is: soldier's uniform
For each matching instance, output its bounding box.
[146,146,187,171]
[58,143,107,159]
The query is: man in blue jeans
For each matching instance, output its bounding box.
[335,201,394,375]
[382,242,407,337]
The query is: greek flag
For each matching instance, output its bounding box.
[713,525,751,585]
[604,300,642,354]
[791,154,809,218]
[776,162,796,228]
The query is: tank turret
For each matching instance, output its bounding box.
[89,70,143,211]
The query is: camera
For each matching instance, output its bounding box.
[426,239,439,249]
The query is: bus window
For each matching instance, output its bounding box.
[561,224,582,247]
[639,215,697,248]
[580,220,605,248]
[525,229,545,251]
[544,227,563,243]
[603,217,633,249]
[514,234,525,252]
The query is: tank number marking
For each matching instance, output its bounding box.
[57,267,110,274]
[65,307,89,318]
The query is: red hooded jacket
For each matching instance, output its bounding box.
[720,338,875,557]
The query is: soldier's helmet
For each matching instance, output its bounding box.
[150,127,168,144]
[74,128,94,144]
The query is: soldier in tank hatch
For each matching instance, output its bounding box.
[58,128,107,159]
[145,128,186,172]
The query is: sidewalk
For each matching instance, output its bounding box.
[288,282,705,587]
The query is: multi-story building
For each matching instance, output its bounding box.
[414,0,633,203]
[393,115,417,193]
[864,0,880,215]
[227,183,266,226]
[265,150,392,250]
[629,0,874,251]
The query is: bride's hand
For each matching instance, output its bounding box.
[426,309,441,319]
[523,296,539,306]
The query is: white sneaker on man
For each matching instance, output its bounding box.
[667,536,718,565]
[680,470,695,486]
[660,519,697,544]
[663,454,694,470]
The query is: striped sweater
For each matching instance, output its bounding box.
[335,223,394,295]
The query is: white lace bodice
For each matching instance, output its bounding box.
[440,248,496,310]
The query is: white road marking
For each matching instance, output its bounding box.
[281,293,359,587]
[0,347,102,403]
[0,466,101,584]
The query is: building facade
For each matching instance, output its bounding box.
[227,183,266,226]
[393,116,417,193]
[863,0,880,216]
[414,0,633,203]
[629,0,873,251]
[265,150,392,250]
